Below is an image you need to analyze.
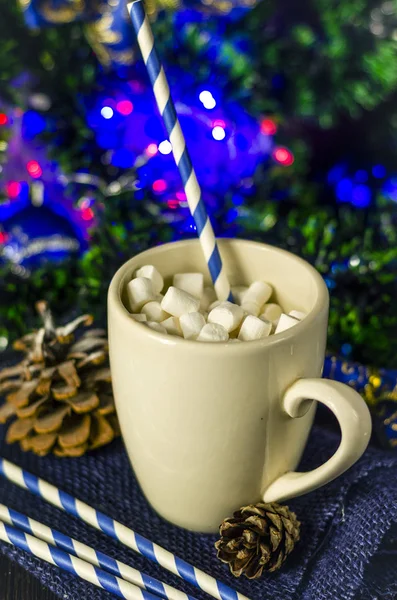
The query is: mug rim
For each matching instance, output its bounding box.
[108,238,329,353]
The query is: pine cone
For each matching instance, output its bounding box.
[0,302,120,457]
[215,502,300,578]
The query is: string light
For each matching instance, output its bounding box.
[212,126,226,140]
[260,118,277,135]
[372,164,386,178]
[6,181,21,198]
[78,197,92,210]
[101,106,114,119]
[167,199,179,209]
[199,90,216,109]
[145,143,158,156]
[152,179,167,193]
[336,178,353,202]
[116,100,133,115]
[158,140,172,154]
[0,113,8,126]
[26,160,42,178]
[81,207,94,220]
[355,170,368,183]
[273,147,294,166]
[352,184,371,208]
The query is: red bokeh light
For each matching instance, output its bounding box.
[152,179,167,193]
[0,232,8,244]
[145,143,158,157]
[26,160,43,179]
[273,146,294,166]
[176,191,186,201]
[116,100,134,116]
[81,208,94,221]
[6,181,21,198]
[0,113,8,126]
[167,199,179,209]
[261,118,277,136]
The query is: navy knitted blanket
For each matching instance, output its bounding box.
[1,390,397,599]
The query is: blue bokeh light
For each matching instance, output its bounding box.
[372,164,386,179]
[327,163,346,184]
[22,111,46,139]
[352,184,371,208]
[355,170,368,183]
[336,178,353,202]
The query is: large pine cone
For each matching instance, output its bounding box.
[215,503,300,578]
[0,301,120,457]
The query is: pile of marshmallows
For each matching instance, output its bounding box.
[127,265,307,343]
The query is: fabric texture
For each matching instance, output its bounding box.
[0,354,397,599]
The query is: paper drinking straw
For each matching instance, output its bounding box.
[0,458,251,600]
[0,503,194,600]
[128,0,232,302]
[0,520,160,600]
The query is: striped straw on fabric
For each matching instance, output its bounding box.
[0,503,194,600]
[0,458,251,600]
[128,0,232,302]
[0,520,161,600]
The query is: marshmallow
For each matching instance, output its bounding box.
[130,313,147,322]
[127,277,155,312]
[289,310,307,321]
[275,313,299,334]
[200,286,217,311]
[180,312,206,340]
[242,281,272,308]
[229,338,242,343]
[208,300,221,311]
[173,273,204,299]
[162,316,183,336]
[161,286,200,317]
[208,302,244,333]
[238,315,272,341]
[197,323,229,342]
[135,265,164,294]
[260,303,283,325]
[241,302,261,317]
[146,321,167,334]
[231,286,248,305]
[155,293,164,302]
[141,301,169,322]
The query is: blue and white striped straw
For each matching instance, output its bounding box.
[128,0,232,302]
[0,458,251,600]
[0,503,194,600]
[0,520,160,600]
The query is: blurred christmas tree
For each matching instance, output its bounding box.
[0,0,396,369]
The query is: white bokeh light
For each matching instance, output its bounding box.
[212,126,226,141]
[159,140,173,154]
[199,90,216,109]
[101,106,114,119]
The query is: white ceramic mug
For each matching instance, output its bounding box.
[108,239,372,533]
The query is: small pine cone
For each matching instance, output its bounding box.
[215,502,300,579]
[0,302,120,457]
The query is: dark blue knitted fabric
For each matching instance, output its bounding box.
[0,380,397,599]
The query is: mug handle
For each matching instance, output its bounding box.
[263,378,372,503]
